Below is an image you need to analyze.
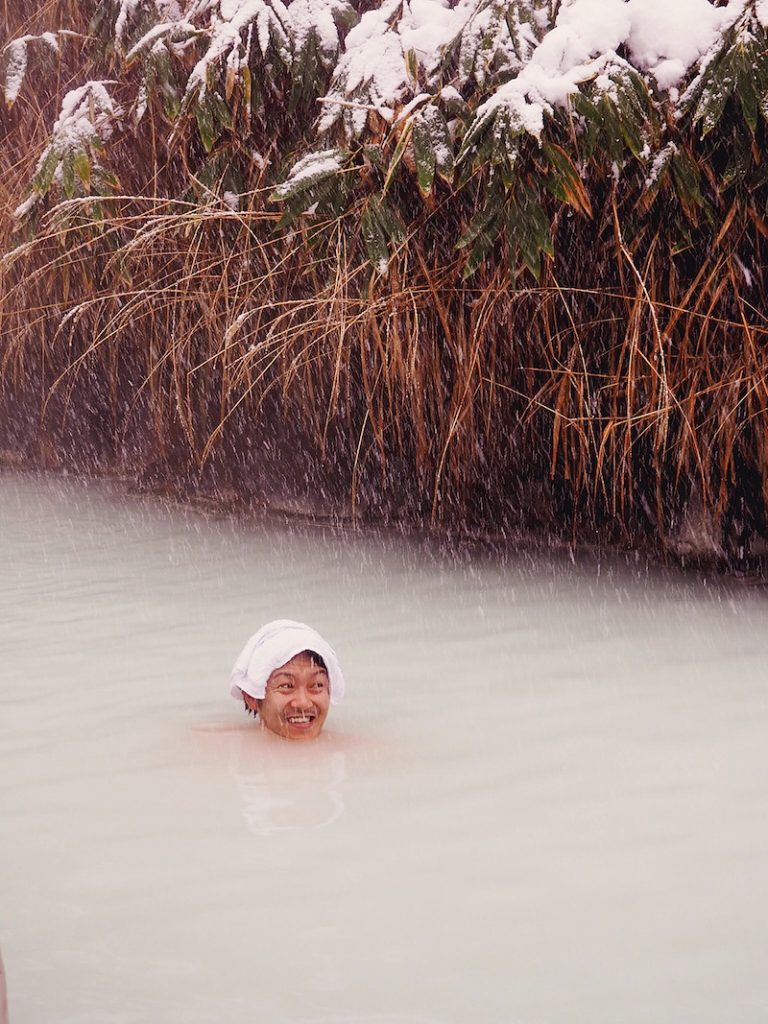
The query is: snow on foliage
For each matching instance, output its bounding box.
[467,0,633,142]
[47,82,120,155]
[17,0,757,140]
[28,82,121,205]
[2,31,60,108]
[270,147,346,197]
[626,0,742,90]
[185,0,290,98]
[3,39,27,107]
[10,0,768,258]
[286,0,354,56]
[114,0,185,50]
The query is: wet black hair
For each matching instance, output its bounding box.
[302,649,327,671]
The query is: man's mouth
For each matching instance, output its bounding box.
[285,713,315,725]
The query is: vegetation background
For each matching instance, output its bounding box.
[2,0,768,564]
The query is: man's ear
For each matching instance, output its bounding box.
[243,693,260,714]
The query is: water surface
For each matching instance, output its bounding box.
[1,472,767,1024]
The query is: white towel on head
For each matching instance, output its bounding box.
[230,619,345,704]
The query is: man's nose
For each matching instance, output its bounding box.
[289,688,312,708]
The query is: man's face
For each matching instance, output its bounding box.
[246,651,331,741]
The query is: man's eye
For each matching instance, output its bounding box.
[277,682,293,691]
[311,680,327,691]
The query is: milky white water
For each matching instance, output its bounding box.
[2,472,768,1024]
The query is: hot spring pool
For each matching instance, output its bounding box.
[1,472,767,1024]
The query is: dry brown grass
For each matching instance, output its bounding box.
[2,2,767,561]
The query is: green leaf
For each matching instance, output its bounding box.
[370,195,406,245]
[596,96,624,164]
[456,204,499,250]
[61,154,76,199]
[461,213,501,278]
[364,144,385,170]
[542,143,591,216]
[405,47,419,83]
[737,61,758,134]
[269,149,347,203]
[507,185,553,282]
[412,113,436,196]
[456,106,495,167]
[383,122,413,194]
[498,147,517,189]
[421,106,454,184]
[195,97,216,152]
[671,149,704,208]
[641,143,677,202]
[361,202,390,274]
[74,150,91,190]
[209,90,232,130]
[693,50,737,137]
[33,148,59,194]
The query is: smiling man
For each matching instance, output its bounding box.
[230,620,345,741]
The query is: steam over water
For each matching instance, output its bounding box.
[2,473,767,1024]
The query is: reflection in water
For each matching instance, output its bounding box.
[227,728,348,835]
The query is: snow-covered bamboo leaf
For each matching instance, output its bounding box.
[456,106,495,167]
[412,113,436,196]
[420,106,453,184]
[124,21,199,65]
[3,38,28,108]
[641,142,677,202]
[439,85,465,117]
[33,148,59,194]
[270,148,347,201]
[31,81,120,202]
[693,50,737,137]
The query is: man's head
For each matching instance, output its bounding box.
[231,619,344,741]
[243,649,330,741]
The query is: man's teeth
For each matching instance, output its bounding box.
[287,715,313,723]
